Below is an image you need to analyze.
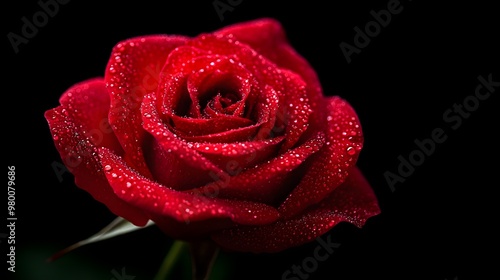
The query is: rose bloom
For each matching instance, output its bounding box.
[45,18,380,253]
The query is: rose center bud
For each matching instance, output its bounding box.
[200,86,242,117]
[157,56,265,145]
[189,71,249,120]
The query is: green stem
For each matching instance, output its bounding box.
[153,240,186,280]
[189,240,220,280]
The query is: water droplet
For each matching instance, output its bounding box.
[346,147,356,155]
[126,182,132,188]
[111,173,118,178]
[104,165,112,171]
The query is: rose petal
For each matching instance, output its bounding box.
[187,133,325,204]
[277,69,311,151]
[45,78,149,226]
[279,96,364,218]
[214,18,324,104]
[214,18,289,65]
[169,114,254,137]
[98,147,280,226]
[211,167,380,253]
[105,35,188,176]
[215,18,325,136]
[143,138,221,191]
[173,124,260,143]
[190,136,284,171]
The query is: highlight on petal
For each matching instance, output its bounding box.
[211,167,380,253]
[45,78,149,226]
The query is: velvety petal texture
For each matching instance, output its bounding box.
[211,167,380,252]
[45,79,149,226]
[45,18,380,253]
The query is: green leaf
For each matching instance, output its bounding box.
[47,217,155,262]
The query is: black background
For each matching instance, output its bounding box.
[4,0,498,279]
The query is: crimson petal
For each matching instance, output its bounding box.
[279,96,365,218]
[215,18,325,133]
[211,167,380,253]
[105,35,188,176]
[169,114,254,137]
[190,136,284,171]
[214,18,323,102]
[187,133,325,204]
[45,78,149,226]
[98,147,280,225]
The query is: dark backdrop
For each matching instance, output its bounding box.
[4,0,498,279]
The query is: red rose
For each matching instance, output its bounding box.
[45,18,380,253]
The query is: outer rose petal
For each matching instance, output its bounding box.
[214,18,324,107]
[105,35,189,176]
[211,167,380,253]
[44,78,149,226]
[98,147,280,226]
[279,96,364,218]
